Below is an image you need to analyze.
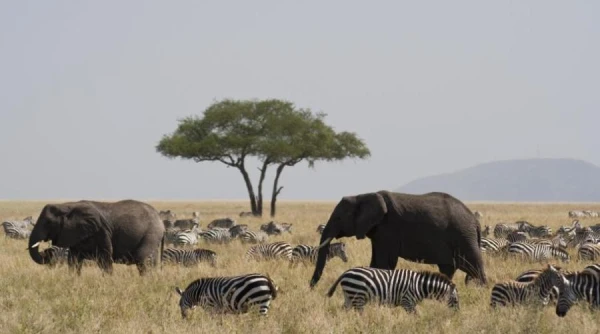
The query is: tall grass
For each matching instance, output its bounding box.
[1,201,599,334]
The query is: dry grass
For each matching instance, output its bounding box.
[1,200,600,334]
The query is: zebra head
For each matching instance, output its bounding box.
[555,273,578,317]
[330,242,348,262]
[448,285,460,310]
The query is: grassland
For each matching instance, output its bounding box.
[1,200,600,334]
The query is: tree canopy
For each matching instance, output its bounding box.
[157,98,370,216]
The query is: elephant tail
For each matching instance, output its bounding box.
[159,233,165,270]
[326,274,344,298]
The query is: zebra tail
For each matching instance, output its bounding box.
[265,274,278,300]
[326,274,344,298]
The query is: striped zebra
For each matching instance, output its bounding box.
[556,220,582,238]
[523,225,553,238]
[174,273,278,318]
[174,229,199,248]
[164,228,181,245]
[1,221,31,239]
[239,230,268,244]
[162,248,217,267]
[514,267,576,303]
[490,264,564,307]
[556,267,600,317]
[245,241,293,261]
[578,244,600,261]
[316,224,325,234]
[326,267,459,313]
[290,242,348,267]
[40,246,69,267]
[507,242,570,263]
[480,237,510,254]
[199,229,232,244]
[523,236,567,249]
[494,223,520,238]
[506,231,528,243]
[566,227,600,248]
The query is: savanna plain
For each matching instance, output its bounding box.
[1,200,600,334]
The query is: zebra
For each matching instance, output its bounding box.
[162,248,217,267]
[239,230,268,244]
[2,221,31,239]
[569,210,586,218]
[482,225,490,237]
[523,225,553,238]
[174,229,199,248]
[490,264,564,307]
[555,267,600,317]
[493,223,520,238]
[473,211,483,219]
[207,218,236,229]
[326,266,459,313]
[578,244,600,261]
[174,273,278,318]
[507,242,571,263]
[229,224,249,238]
[514,267,576,303]
[164,228,181,245]
[316,224,325,234]
[40,246,70,267]
[245,241,293,261]
[556,220,582,238]
[173,218,199,230]
[524,235,567,249]
[566,227,600,248]
[290,242,348,267]
[480,237,510,254]
[506,231,528,243]
[199,229,232,244]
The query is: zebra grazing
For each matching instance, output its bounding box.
[229,224,249,238]
[578,244,600,261]
[490,264,565,307]
[521,225,553,238]
[506,231,528,243]
[40,246,69,267]
[207,218,236,229]
[245,241,293,261]
[480,237,510,255]
[507,242,570,263]
[290,242,348,267]
[327,267,459,313]
[556,267,600,317]
[199,229,232,244]
[174,274,278,318]
[514,267,576,303]
[174,229,199,248]
[2,221,31,239]
[239,230,268,244]
[493,223,520,238]
[162,248,217,267]
[316,224,325,234]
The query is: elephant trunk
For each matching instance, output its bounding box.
[28,224,48,265]
[310,225,336,288]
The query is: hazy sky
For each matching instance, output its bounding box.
[1,1,598,201]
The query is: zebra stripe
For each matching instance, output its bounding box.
[245,241,293,261]
[578,244,600,261]
[40,246,69,267]
[480,237,509,254]
[493,223,520,239]
[175,274,278,318]
[523,236,566,249]
[199,229,232,244]
[2,221,31,239]
[506,231,528,243]
[566,227,600,248]
[514,268,576,302]
[174,230,198,247]
[239,231,268,244]
[290,242,348,266]
[491,264,564,307]
[162,248,217,267]
[556,268,600,317]
[326,266,459,312]
[522,225,553,238]
[507,242,570,263]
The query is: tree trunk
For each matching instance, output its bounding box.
[270,163,286,217]
[238,166,258,215]
[256,160,270,216]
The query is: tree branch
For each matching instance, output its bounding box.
[275,186,283,196]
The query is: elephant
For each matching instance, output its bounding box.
[28,200,165,276]
[310,191,487,288]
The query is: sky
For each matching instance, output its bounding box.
[1,1,598,201]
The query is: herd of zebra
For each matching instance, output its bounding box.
[480,220,600,262]
[3,210,600,318]
[569,210,600,218]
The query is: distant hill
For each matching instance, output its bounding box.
[396,158,600,202]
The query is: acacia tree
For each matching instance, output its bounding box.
[156,99,370,216]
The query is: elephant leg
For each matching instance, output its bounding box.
[96,231,114,275]
[438,264,457,280]
[369,236,399,270]
[68,251,84,276]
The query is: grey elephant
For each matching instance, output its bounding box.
[28,200,165,276]
[310,191,487,288]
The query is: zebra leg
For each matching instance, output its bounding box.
[258,298,272,316]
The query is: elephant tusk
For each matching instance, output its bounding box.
[28,241,41,249]
[316,237,333,250]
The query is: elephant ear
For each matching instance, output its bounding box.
[56,205,102,247]
[354,193,388,240]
